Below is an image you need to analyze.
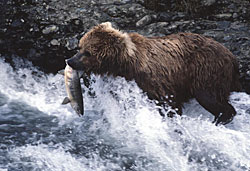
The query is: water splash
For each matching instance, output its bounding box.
[0,58,249,171]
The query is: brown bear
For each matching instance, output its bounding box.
[66,22,241,125]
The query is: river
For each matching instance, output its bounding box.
[0,57,249,171]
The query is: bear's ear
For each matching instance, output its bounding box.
[99,22,112,29]
[97,22,118,34]
[85,22,136,58]
[98,22,136,57]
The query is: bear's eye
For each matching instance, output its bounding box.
[83,51,91,57]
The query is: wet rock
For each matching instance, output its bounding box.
[141,22,169,36]
[11,19,23,28]
[50,39,60,46]
[223,35,232,41]
[65,37,78,51]
[136,15,152,27]
[172,12,186,21]
[157,12,172,22]
[228,4,237,10]
[231,22,248,31]
[201,0,216,6]
[232,13,238,19]
[214,13,232,20]
[141,0,172,11]
[106,6,119,17]
[27,48,37,60]
[216,21,231,30]
[141,0,219,16]
[42,25,59,34]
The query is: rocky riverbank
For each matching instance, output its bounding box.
[0,0,249,93]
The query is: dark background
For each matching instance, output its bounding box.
[0,0,249,92]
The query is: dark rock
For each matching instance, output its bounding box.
[223,35,232,41]
[42,25,59,34]
[65,37,78,51]
[140,22,169,36]
[11,19,23,28]
[231,21,245,31]
[27,48,37,61]
[157,12,173,22]
[50,39,60,46]
[232,13,238,19]
[214,13,232,20]
[141,0,172,11]
[106,6,119,17]
[136,15,152,27]
[201,0,216,6]
[0,0,249,94]
[228,4,236,10]
[172,12,186,21]
[216,21,231,30]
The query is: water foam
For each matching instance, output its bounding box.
[8,144,122,171]
[0,58,249,171]
[0,58,77,121]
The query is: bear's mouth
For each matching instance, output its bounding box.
[66,53,85,71]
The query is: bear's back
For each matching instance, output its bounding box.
[128,32,240,102]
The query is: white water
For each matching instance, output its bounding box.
[0,58,249,171]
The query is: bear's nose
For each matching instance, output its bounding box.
[65,58,75,69]
[65,55,84,70]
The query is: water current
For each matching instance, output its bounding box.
[0,57,249,171]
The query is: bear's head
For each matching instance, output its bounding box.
[66,22,136,74]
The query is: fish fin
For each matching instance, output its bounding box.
[62,97,70,104]
[58,69,65,75]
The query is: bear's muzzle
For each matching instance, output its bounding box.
[66,52,85,70]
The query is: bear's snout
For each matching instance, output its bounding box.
[66,53,84,70]
[65,58,76,69]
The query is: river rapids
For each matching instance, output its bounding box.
[0,58,249,171]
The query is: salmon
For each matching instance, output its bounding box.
[61,64,84,116]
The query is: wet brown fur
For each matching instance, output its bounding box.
[78,22,241,113]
